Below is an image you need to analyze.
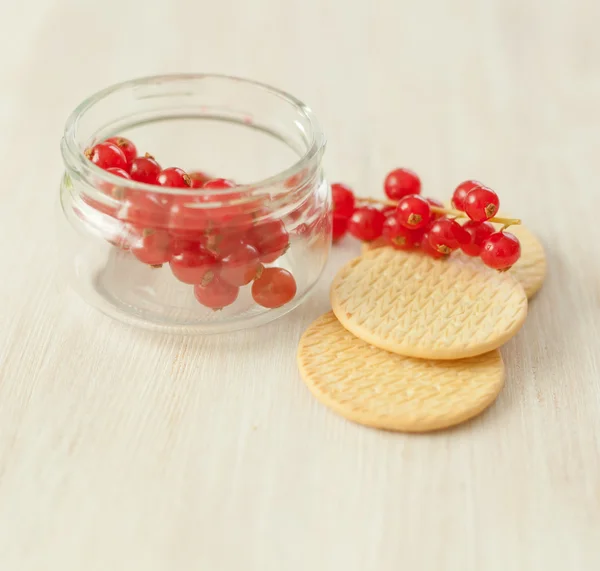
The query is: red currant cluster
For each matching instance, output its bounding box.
[84,137,296,310]
[331,168,521,271]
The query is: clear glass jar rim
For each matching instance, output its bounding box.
[61,73,326,196]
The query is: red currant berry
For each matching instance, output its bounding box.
[331,183,355,218]
[85,142,128,171]
[219,242,262,286]
[480,231,521,271]
[203,178,236,190]
[454,222,472,248]
[189,171,212,188]
[347,207,385,241]
[118,191,172,228]
[168,195,211,237]
[384,168,421,201]
[249,219,290,263]
[451,180,481,211]
[129,155,162,184]
[169,243,217,285]
[251,267,297,309]
[332,214,348,242]
[382,216,424,250]
[425,197,444,220]
[107,167,131,179]
[131,228,172,266]
[460,220,495,257]
[205,233,244,257]
[105,137,137,166]
[395,195,431,230]
[464,186,500,221]
[99,167,131,196]
[157,167,192,188]
[209,203,254,238]
[427,217,464,254]
[171,236,208,252]
[420,231,448,259]
[194,275,239,310]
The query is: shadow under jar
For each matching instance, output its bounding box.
[59,74,330,333]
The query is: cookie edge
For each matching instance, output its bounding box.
[297,312,506,432]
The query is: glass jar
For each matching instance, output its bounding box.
[58,74,330,333]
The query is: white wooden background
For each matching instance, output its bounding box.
[1,1,599,569]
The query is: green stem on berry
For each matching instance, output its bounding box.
[358,196,521,227]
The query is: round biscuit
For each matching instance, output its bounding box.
[499,223,546,299]
[360,223,546,299]
[298,312,505,432]
[331,248,527,359]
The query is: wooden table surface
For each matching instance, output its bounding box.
[1,0,599,569]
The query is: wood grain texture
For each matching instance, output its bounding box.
[1,0,599,569]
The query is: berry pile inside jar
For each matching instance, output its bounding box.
[84,137,297,311]
[332,168,522,271]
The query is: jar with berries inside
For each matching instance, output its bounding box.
[59,75,330,333]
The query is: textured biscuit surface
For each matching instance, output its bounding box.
[502,223,546,298]
[361,223,546,299]
[297,312,505,432]
[331,248,527,359]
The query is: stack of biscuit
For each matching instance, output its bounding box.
[297,223,546,432]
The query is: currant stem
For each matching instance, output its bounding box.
[357,196,521,227]
[429,206,521,227]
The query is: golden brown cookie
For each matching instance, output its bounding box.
[498,223,546,299]
[331,248,527,360]
[298,312,505,432]
[360,223,546,299]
